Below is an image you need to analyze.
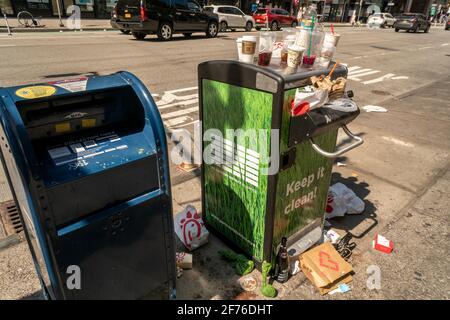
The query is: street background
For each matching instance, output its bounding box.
[0,25,449,300]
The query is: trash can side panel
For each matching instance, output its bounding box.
[202,79,273,261]
[273,88,338,253]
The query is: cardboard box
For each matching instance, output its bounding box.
[299,242,353,295]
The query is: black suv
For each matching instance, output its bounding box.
[114,0,219,40]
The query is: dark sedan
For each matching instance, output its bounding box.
[394,13,431,33]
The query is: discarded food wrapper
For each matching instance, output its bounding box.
[290,260,300,276]
[362,105,388,113]
[176,252,193,269]
[325,182,365,219]
[328,283,351,295]
[372,234,394,254]
[324,229,341,244]
[300,242,353,295]
[174,205,209,251]
[177,266,183,278]
[323,98,358,113]
[239,276,259,292]
[291,85,329,116]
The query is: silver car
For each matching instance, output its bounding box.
[204,5,255,32]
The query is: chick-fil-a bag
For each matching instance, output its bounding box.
[174,205,209,251]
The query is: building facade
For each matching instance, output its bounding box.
[0,0,117,18]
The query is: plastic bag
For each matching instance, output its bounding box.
[174,205,209,251]
[323,98,358,113]
[325,183,365,219]
[291,85,329,116]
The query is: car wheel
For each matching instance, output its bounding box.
[395,28,399,32]
[220,21,228,32]
[183,33,192,38]
[132,32,146,40]
[157,22,173,41]
[414,25,419,33]
[291,21,298,27]
[255,26,261,31]
[120,29,130,34]
[270,21,278,31]
[245,21,253,32]
[206,21,218,38]
[424,25,430,33]
[381,22,387,28]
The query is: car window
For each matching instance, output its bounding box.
[174,0,187,10]
[387,14,393,18]
[152,0,171,9]
[255,9,267,15]
[279,9,289,16]
[187,0,201,11]
[234,8,244,15]
[230,7,242,15]
[218,7,227,14]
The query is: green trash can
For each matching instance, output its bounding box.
[198,61,363,265]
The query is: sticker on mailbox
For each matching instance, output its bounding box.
[48,77,88,93]
[15,86,57,99]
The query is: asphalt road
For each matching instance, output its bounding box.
[0,27,449,300]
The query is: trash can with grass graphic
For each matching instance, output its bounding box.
[198,61,363,266]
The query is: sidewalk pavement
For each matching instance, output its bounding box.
[0,18,113,33]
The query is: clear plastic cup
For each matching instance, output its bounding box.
[236,38,243,61]
[287,44,305,71]
[258,32,276,66]
[323,33,341,47]
[295,28,324,67]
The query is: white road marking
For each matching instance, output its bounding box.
[0,44,15,47]
[362,105,388,113]
[347,66,361,72]
[348,70,380,81]
[391,76,409,80]
[362,73,395,85]
[348,68,373,76]
[382,136,414,148]
[158,98,199,110]
[441,43,449,46]
[418,46,432,50]
[161,106,198,120]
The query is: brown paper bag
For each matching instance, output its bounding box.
[299,242,353,295]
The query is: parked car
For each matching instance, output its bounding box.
[114,0,219,41]
[110,4,130,34]
[367,13,396,28]
[253,7,298,31]
[446,19,450,30]
[204,5,255,32]
[394,13,430,33]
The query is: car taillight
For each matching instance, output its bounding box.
[140,2,147,21]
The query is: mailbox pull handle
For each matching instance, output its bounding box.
[309,125,364,158]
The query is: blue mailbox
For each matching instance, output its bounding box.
[0,72,176,299]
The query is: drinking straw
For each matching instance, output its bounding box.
[331,23,335,35]
[308,16,315,57]
[327,60,340,79]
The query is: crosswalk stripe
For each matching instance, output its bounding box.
[161,106,198,120]
[157,98,199,110]
[347,66,361,72]
[362,73,395,85]
[348,68,372,75]
[348,70,380,80]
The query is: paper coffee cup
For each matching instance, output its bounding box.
[236,38,243,61]
[241,36,257,63]
[287,45,305,69]
[323,33,340,47]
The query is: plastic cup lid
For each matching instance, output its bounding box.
[242,36,257,42]
[288,44,305,52]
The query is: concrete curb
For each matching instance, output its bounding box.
[0,27,115,33]
[0,233,21,251]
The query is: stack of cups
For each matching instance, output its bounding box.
[318,32,340,68]
[281,35,296,65]
[240,36,258,64]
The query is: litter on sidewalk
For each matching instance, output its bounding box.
[218,249,254,276]
[362,105,388,113]
[325,182,365,219]
[174,205,209,251]
[324,229,342,244]
[176,252,193,269]
[372,234,394,254]
[328,283,351,295]
[300,242,353,295]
